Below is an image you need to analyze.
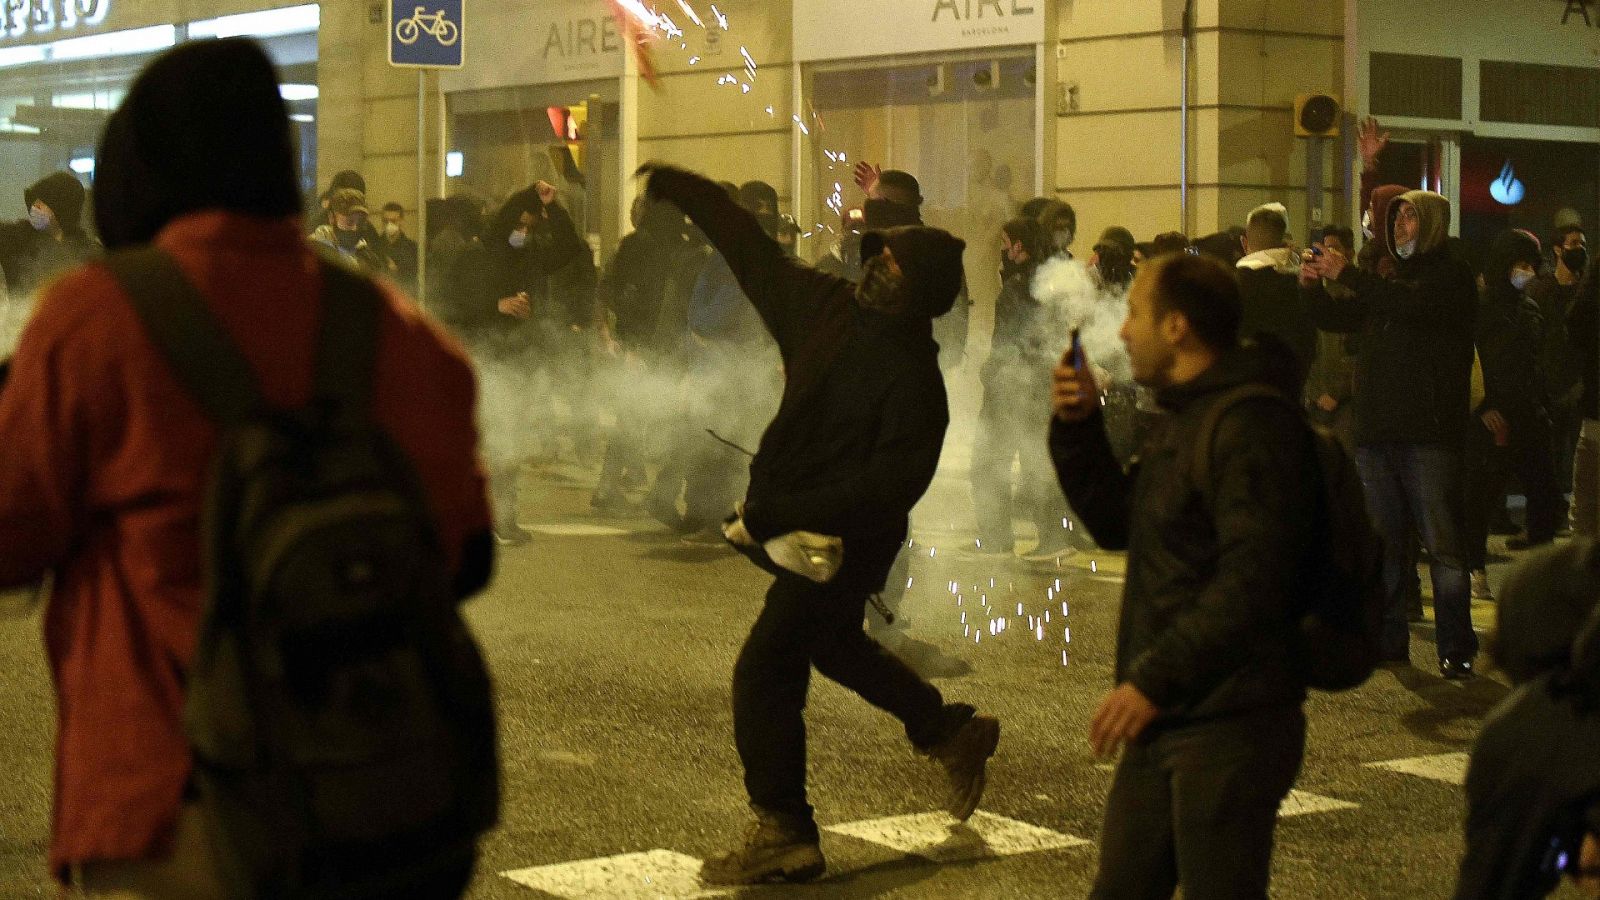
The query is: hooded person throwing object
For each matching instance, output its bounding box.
[640,163,1000,886]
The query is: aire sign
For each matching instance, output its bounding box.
[793,0,1043,62]
[439,0,619,91]
[2,0,108,39]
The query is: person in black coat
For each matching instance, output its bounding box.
[1301,189,1480,678]
[1454,539,1600,900]
[1464,230,1565,586]
[0,171,99,297]
[640,163,1000,887]
[1051,253,1319,900]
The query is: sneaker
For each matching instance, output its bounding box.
[924,711,1001,822]
[1019,538,1074,563]
[493,525,531,547]
[700,808,825,885]
[1439,658,1476,680]
[1470,569,1494,601]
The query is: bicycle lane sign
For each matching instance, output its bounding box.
[388,0,463,68]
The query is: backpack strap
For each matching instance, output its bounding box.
[106,247,265,427]
[1190,384,1297,500]
[312,258,385,420]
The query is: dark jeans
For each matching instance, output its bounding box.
[1090,706,1306,900]
[733,574,954,823]
[1463,412,1564,568]
[1355,443,1479,662]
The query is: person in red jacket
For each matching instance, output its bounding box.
[0,38,492,896]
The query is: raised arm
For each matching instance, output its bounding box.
[643,164,850,356]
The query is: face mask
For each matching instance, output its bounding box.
[1054,229,1073,250]
[1395,239,1416,260]
[508,230,528,249]
[1510,270,1535,291]
[384,222,401,238]
[1360,210,1374,241]
[28,208,51,231]
[1562,246,1589,274]
[856,253,908,316]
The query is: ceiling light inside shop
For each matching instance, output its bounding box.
[50,25,176,61]
[290,113,314,123]
[446,152,464,177]
[0,45,47,67]
[189,4,320,39]
[279,84,319,101]
[69,157,95,175]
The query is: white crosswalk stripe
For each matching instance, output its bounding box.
[1279,789,1360,817]
[501,849,728,899]
[1364,752,1469,786]
[824,810,1092,861]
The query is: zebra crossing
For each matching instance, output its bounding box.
[500,752,1469,897]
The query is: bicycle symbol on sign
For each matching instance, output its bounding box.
[394,6,459,46]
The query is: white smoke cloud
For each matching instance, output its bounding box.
[1029,256,1132,387]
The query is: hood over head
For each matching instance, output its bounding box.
[1390,189,1450,261]
[1365,184,1409,260]
[24,171,86,233]
[94,38,300,250]
[484,186,543,248]
[1492,539,1599,685]
[1483,229,1543,296]
[860,225,965,319]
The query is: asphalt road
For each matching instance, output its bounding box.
[0,460,1581,899]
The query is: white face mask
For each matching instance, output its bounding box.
[28,207,52,231]
[1360,210,1374,241]
[1054,229,1073,250]
[1510,269,1535,291]
[1395,239,1416,260]
[507,230,528,249]
[384,221,401,238]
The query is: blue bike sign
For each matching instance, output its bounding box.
[388,0,463,68]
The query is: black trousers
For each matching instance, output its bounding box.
[1464,411,1565,568]
[733,573,954,823]
[1091,706,1306,900]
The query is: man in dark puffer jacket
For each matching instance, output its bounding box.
[642,163,999,887]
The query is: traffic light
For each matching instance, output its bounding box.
[1294,93,1341,138]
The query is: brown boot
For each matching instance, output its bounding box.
[700,807,825,885]
[925,712,1001,821]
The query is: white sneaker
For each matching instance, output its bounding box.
[1470,569,1493,601]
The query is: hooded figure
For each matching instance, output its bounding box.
[641,163,999,887]
[0,171,99,295]
[1454,540,1600,900]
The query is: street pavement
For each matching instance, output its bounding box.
[0,459,1581,899]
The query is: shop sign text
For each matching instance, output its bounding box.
[1563,0,1598,27]
[2,0,108,40]
[543,14,619,62]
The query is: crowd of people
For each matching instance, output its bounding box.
[0,35,1597,900]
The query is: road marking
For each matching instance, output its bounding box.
[502,849,727,899]
[1365,752,1468,786]
[1279,789,1359,817]
[525,523,634,537]
[825,810,1091,862]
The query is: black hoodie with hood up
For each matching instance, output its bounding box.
[1476,230,1548,421]
[644,164,964,592]
[0,171,99,295]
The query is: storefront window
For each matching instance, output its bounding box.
[1460,135,1599,263]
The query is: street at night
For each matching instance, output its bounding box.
[0,461,1539,898]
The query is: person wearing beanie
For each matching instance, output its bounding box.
[0,170,99,296]
[2,38,494,895]
[640,162,1000,886]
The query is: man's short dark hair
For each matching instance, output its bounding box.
[1192,231,1244,267]
[1321,226,1355,251]
[1147,253,1242,353]
[877,170,922,207]
[1150,231,1191,257]
[382,201,404,215]
[1246,206,1288,247]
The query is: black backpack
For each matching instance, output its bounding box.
[107,248,498,899]
[1192,384,1386,692]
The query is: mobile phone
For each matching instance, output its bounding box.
[1068,327,1085,369]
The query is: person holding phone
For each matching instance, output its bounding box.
[1050,253,1318,899]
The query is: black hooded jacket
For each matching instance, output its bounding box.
[1476,231,1548,421]
[1049,339,1318,722]
[1303,190,1477,445]
[646,165,962,592]
[0,172,99,294]
[1454,540,1600,900]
